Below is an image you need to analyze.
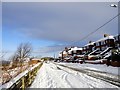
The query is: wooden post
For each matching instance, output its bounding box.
[21,77,25,90]
[28,72,31,85]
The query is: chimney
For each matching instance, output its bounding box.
[89,41,92,43]
[104,34,109,37]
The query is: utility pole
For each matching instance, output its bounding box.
[54,53,55,60]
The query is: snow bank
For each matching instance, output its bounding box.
[58,63,120,75]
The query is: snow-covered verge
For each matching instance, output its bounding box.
[30,62,119,88]
[57,62,120,76]
[1,63,41,89]
[1,65,29,85]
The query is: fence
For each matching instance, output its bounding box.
[1,62,43,90]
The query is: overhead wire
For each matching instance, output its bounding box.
[70,13,120,46]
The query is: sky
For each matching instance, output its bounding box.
[2,2,119,60]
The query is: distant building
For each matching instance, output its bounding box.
[58,34,120,61]
[29,58,41,65]
[59,46,82,59]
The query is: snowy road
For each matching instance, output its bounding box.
[30,62,119,88]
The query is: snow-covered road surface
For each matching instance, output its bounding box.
[30,62,119,88]
[57,62,120,75]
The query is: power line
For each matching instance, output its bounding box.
[70,13,120,46]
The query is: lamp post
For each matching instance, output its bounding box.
[110,4,117,8]
[108,4,119,66]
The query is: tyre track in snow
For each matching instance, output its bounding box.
[53,62,120,87]
[48,63,94,88]
[53,63,96,88]
[61,73,73,87]
[45,63,72,88]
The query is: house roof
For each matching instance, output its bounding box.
[96,35,114,43]
[85,42,95,46]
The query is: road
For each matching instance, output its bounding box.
[30,62,119,88]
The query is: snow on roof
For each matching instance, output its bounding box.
[59,54,62,57]
[96,35,114,43]
[85,42,95,46]
[68,50,72,54]
[71,47,82,51]
[114,34,119,37]
[67,47,82,54]
[100,47,112,55]
[63,51,67,54]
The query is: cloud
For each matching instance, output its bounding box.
[32,44,69,57]
[3,2,118,54]
[36,44,67,53]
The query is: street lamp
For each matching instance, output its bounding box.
[110,4,117,8]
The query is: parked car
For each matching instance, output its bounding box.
[68,59,74,63]
[104,49,120,61]
[74,59,83,64]
[104,49,120,66]
[54,59,60,62]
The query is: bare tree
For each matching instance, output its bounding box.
[10,55,19,68]
[15,43,32,63]
[10,43,32,71]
